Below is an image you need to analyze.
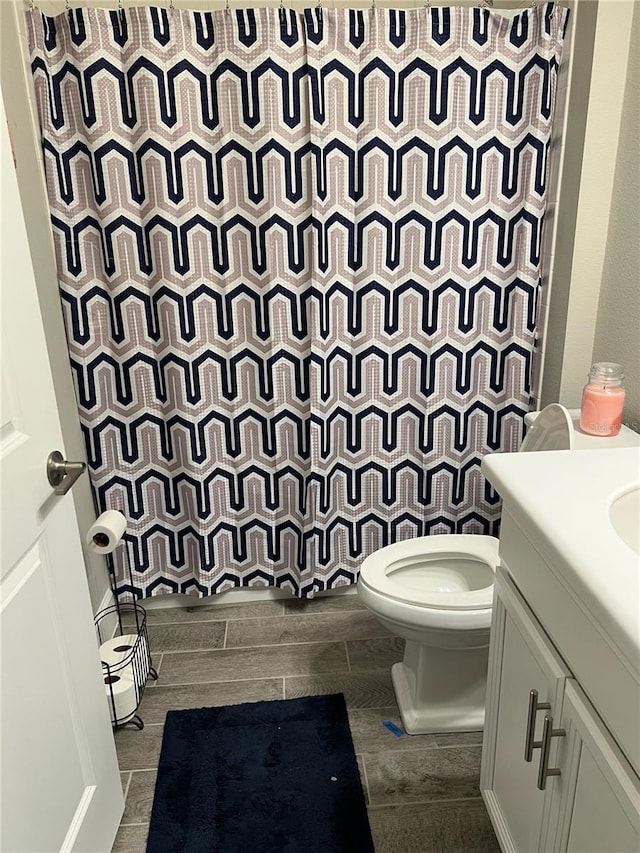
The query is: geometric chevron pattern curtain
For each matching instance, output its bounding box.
[28,4,569,599]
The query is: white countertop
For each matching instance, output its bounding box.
[482,446,640,673]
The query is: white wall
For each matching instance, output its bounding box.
[541,0,638,416]
[591,1,640,430]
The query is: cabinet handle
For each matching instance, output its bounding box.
[536,714,566,790]
[524,689,551,761]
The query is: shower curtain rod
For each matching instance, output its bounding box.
[29,0,552,13]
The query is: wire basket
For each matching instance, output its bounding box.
[95,602,158,730]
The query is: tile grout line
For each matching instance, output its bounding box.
[138,619,230,627]
[356,745,470,757]
[154,636,393,654]
[344,640,352,672]
[366,794,486,809]
[121,771,132,803]
[150,676,392,690]
[221,633,393,650]
[120,765,162,773]
[136,675,297,689]
[358,752,372,808]
[150,653,163,681]
[133,678,401,703]
[356,743,483,759]
[419,742,483,752]
[222,619,229,650]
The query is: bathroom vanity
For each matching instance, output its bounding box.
[480,447,640,852]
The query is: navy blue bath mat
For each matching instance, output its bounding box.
[146,693,375,853]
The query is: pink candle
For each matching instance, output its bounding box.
[579,362,626,436]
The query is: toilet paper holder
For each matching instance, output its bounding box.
[95,601,158,730]
[91,511,157,728]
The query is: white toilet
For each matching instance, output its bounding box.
[357,404,640,735]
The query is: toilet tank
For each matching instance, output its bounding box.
[521,404,640,452]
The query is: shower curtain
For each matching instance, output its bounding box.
[28,3,569,599]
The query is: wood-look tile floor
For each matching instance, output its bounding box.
[111,595,500,852]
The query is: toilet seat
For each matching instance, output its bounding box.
[359,534,498,612]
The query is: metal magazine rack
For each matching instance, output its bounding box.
[94,535,158,730]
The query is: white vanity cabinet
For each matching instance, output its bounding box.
[552,682,639,853]
[481,565,640,853]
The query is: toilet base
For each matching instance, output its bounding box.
[391,641,489,735]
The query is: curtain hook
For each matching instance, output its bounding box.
[65,0,69,10]
[225,0,230,14]
[371,0,376,9]
[169,0,174,16]
[424,0,431,7]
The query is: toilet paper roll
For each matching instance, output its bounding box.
[100,634,151,682]
[104,669,137,724]
[100,635,139,667]
[87,510,127,554]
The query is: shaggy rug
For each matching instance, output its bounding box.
[146,693,375,852]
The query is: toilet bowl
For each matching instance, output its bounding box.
[358,534,498,734]
[357,404,640,735]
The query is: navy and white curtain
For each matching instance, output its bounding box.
[28,4,569,599]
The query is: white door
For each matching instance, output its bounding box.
[0,96,123,851]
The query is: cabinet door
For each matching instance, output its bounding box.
[546,681,640,853]
[481,568,571,853]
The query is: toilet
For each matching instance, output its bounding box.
[357,404,640,735]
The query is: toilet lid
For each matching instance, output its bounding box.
[521,403,573,452]
[359,535,498,611]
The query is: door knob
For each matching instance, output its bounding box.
[46,450,87,495]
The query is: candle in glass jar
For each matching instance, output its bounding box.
[579,362,625,436]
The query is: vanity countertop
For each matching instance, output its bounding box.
[482,446,640,772]
[482,446,640,667]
